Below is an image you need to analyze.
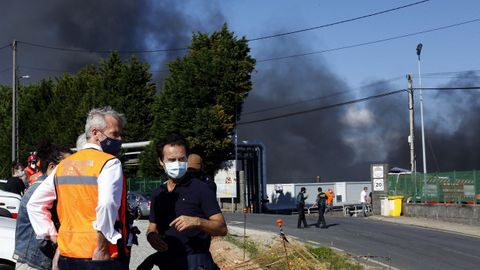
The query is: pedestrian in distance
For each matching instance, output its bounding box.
[28,106,129,270]
[312,187,327,228]
[296,187,308,228]
[24,153,39,186]
[14,142,72,270]
[325,188,334,214]
[5,162,27,196]
[140,133,227,270]
[187,153,217,194]
[360,186,369,217]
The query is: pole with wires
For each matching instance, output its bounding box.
[416,43,428,202]
[11,40,17,166]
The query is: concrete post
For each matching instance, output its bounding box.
[371,164,389,215]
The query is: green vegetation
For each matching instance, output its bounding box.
[143,23,256,177]
[223,233,369,270]
[0,52,155,177]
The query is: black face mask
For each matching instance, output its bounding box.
[100,136,122,155]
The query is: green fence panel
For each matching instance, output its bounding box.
[127,177,165,193]
[388,170,479,204]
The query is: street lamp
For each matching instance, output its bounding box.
[416,43,427,201]
[12,72,30,164]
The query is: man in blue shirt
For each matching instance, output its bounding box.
[139,133,227,270]
[14,143,72,270]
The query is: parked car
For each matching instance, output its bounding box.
[127,192,151,218]
[0,190,21,219]
[0,216,16,269]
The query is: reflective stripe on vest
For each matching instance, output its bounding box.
[54,148,125,259]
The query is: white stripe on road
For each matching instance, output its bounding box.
[227,221,244,225]
[330,246,344,252]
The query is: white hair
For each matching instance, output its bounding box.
[84,106,126,140]
[76,133,87,150]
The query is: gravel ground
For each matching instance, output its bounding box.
[128,219,277,270]
[129,219,157,270]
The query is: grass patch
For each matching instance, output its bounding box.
[223,233,260,257]
[308,246,364,270]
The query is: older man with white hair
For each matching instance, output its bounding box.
[28,106,128,270]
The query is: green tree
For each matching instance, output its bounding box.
[0,85,12,177]
[143,23,255,176]
[0,52,156,178]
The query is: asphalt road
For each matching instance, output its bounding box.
[223,212,480,270]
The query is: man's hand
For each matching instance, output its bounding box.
[92,232,110,260]
[146,232,168,252]
[92,247,110,260]
[169,215,200,232]
[52,248,60,270]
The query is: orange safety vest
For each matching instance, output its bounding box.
[24,166,37,182]
[326,191,334,205]
[54,148,127,259]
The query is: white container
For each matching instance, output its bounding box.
[381,197,390,216]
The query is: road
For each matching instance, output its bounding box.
[223,212,480,270]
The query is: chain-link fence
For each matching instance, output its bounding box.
[127,177,165,193]
[388,170,479,204]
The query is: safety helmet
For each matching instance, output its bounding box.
[27,153,37,163]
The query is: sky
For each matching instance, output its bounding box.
[0,0,479,183]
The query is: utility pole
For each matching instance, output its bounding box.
[407,74,415,173]
[11,40,17,166]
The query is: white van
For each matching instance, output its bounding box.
[0,190,21,219]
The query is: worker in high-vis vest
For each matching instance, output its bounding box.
[28,106,128,270]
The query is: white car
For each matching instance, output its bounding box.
[0,216,16,269]
[0,190,21,219]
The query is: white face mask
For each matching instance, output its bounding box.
[164,161,187,180]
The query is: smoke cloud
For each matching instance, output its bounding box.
[1,2,478,183]
[239,38,480,182]
[0,0,225,86]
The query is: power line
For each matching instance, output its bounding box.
[248,0,430,42]
[18,40,188,54]
[19,65,77,73]
[243,71,480,116]
[242,76,404,116]
[418,86,480,90]
[242,90,352,116]
[10,1,429,55]
[0,67,12,73]
[421,76,480,79]
[0,43,11,51]
[238,89,406,126]
[256,18,480,63]
[422,69,480,76]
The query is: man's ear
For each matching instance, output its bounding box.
[48,162,56,171]
[159,158,164,167]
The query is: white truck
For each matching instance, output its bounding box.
[265,181,371,213]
